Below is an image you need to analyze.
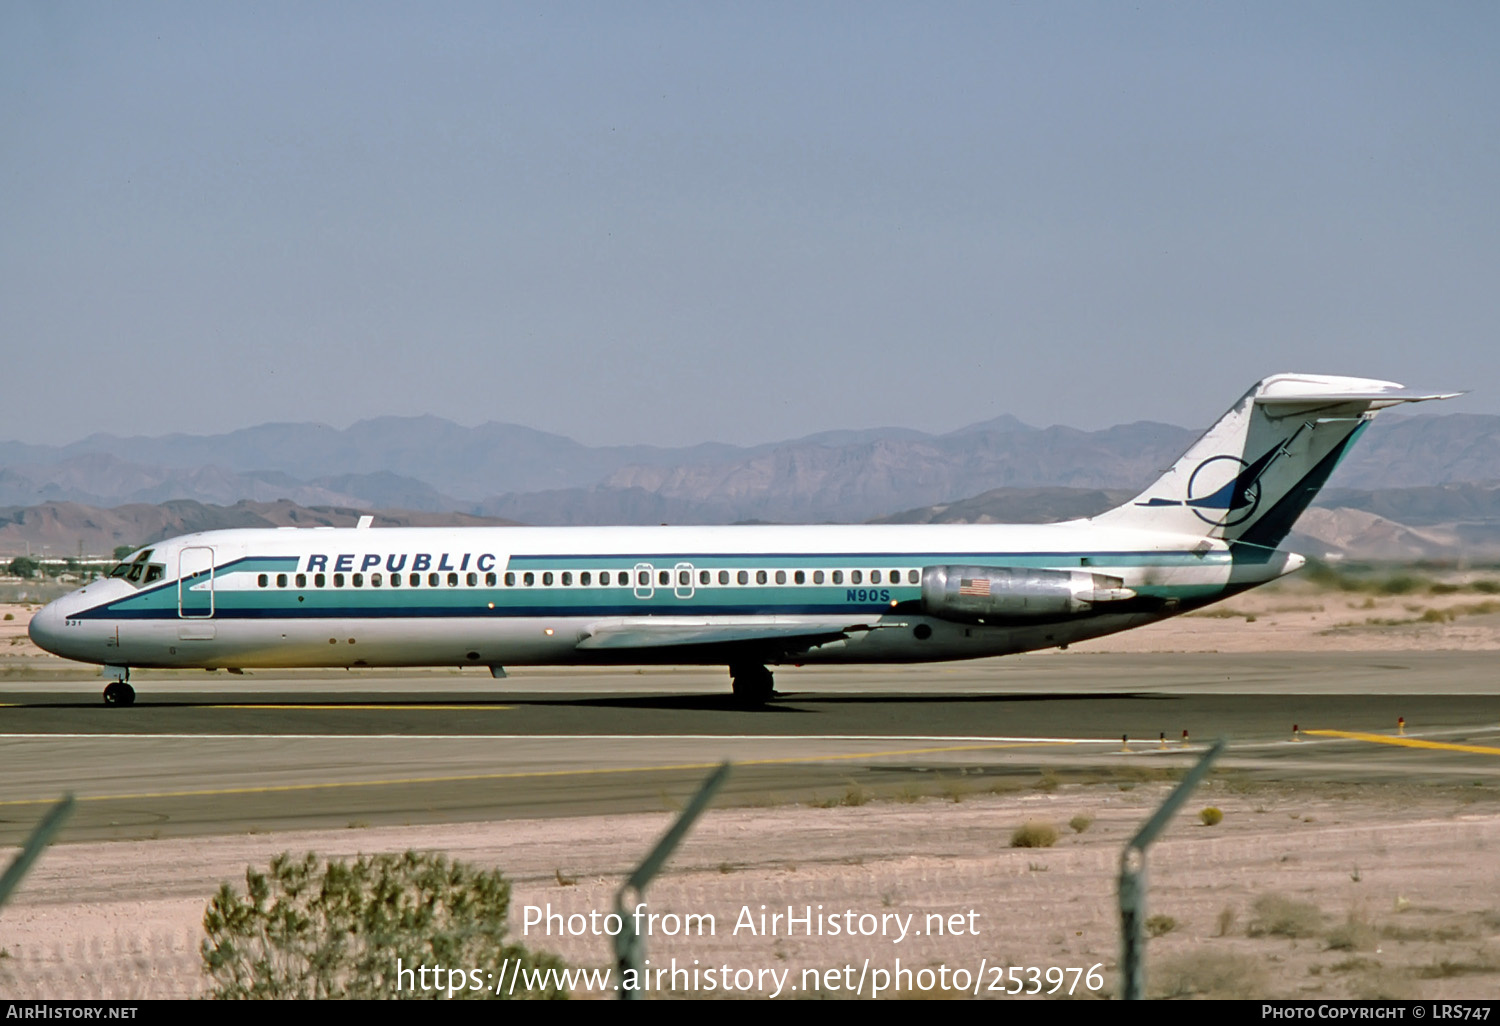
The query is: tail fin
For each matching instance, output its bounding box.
[1093,373,1459,549]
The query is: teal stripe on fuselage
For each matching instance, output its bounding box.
[76,549,1228,621]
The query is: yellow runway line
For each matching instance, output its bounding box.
[0,740,1063,807]
[1303,729,1500,757]
[207,704,512,711]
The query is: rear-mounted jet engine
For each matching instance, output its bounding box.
[920,565,1136,624]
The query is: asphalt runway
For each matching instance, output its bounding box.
[2,652,1499,843]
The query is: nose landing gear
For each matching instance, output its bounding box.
[103,681,135,706]
[102,666,134,706]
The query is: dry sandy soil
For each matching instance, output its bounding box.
[5,574,1500,1000]
[6,778,1500,1000]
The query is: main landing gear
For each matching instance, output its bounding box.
[103,667,135,706]
[729,663,775,706]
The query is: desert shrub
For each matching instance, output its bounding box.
[1010,822,1058,848]
[1069,814,1094,834]
[1152,951,1267,998]
[1376,574,1424,595]
[1247,894,1322,938]
[201,850,567,1000]
[1325,912,1377,952]
[1200,807,1224,826]
[1145,914,1177,938]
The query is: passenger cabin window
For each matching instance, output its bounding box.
[258,574,268,588]
[756,570,768,585]
[658,570,669,586]
[353,573,364,587]
[334,573,345,587]
[372,573,382,586]
[813,570,824,584]
[467,572,478,586]
[447,572,458,586]
[598,571,610,586]
[679,570,690,586]
[296,573,307,588]
[277,574,288,588]
[832,571,843,584]
[524,572,535,586]
[388,573,398,587]
[561,572,572,586]
[505,572,516,586]
[851,570,863,584]
[794,570,805,585]
[775,570,786,584]
[580,571,591,586]
[409,573,420,587]
[870,571,881,585]
[485,572,496,586]
[718,570,729,585]
[737,570,749,585]
[316,573,326,587]
[699,570,710,586]
[908,569,919,584]
[429,573,440,587]
[542,572,554,586]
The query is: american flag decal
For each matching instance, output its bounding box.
[958,578,991,597]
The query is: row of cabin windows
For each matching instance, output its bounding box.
[255,568,924,590]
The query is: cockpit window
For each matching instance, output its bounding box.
[109,549,157,581]
[110,559,165,586]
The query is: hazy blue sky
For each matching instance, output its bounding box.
[3,2,1496,446]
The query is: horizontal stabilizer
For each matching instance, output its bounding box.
[1094,373,1460,548]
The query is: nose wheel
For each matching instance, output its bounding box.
[103,681,135,706]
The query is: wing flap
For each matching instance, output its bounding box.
[575,619,872,651]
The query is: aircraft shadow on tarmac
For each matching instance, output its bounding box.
[498,691,1174,712]
[3,691,1172,712]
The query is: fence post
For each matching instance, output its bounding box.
[613,763,730,999]
[0,794,75,909]
[1118,738,1225,999]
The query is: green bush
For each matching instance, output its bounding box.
[1200,807,1224,826]
[201,851,567,999]
[5,557,37,580]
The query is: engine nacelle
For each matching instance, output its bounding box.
[920,565,1136,624]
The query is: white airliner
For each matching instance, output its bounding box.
[29,374,1455,706]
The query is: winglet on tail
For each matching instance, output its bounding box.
[1092,374,1460,549]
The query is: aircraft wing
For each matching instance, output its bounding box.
[575,618,878,652]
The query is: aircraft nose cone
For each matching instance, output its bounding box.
[28,601,66,656]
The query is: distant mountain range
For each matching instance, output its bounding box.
[2,410,1498,561]
[2,410,1496,526]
